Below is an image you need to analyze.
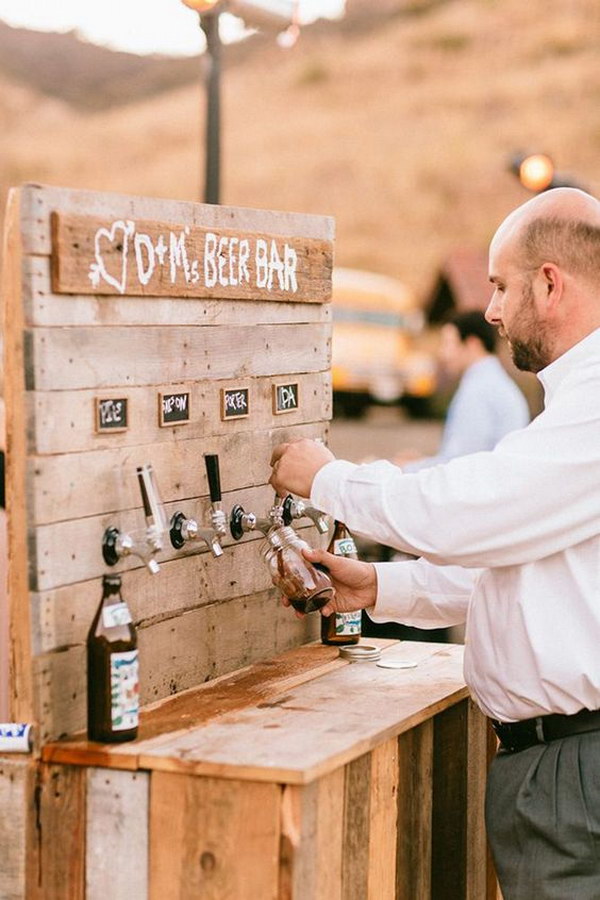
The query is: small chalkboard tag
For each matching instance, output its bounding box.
[95,397,128,433]
[159,391,191,427]
[273,382,299,415]
[221,387,249,420]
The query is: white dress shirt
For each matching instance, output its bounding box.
[404,355,530,471]
[312,328,600,722]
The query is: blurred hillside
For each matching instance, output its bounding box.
[0,0,599,297]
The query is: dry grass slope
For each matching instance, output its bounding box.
[1,0,599,297]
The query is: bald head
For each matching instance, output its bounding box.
[492,188,600,287]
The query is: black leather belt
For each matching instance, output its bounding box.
[491,708,600,754]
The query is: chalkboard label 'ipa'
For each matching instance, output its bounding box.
[87,574,139,743]
[321,522,362,645]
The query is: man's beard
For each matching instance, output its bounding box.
[505,280,553,373]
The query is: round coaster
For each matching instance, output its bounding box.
[339,644,381,662]
[376,660,418,670]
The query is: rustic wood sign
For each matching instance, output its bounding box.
[95,397,128,432]
[273,382,299,415]
[221,387,249,420]
[159,391,190,427]
[51,213,333,303]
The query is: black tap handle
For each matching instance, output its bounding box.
[137,466,153,519]
[204,455,222,504]
[282,495,294,527]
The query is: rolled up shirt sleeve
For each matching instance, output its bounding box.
[370,559,478,628]
[311,371,600,569]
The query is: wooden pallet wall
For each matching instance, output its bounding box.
[2,184,334,742]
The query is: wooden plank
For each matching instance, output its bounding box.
[86,768,149,900]
[42,641,345,768]
[28,371,331,454]
[23,256,332,327]
[20,184,335,256]
[341,752,371,900]
[2,188,34,721]
[26,323,331,391]
[31,483,295,590]
[279,769,345,900]
[34,591,320,743]
[52,213,333,303]
[486,724,501,900]
[31,523,325,655]
[31,538,282,654]
[28,421,327,525]
[0,758,34,900]
[32,763,86,900]
[367,738,398,899]
[130,645,467,785]
[431,699,468,900]
[396,720,433,900]
[149,772,280,900]
[466,700,491,900]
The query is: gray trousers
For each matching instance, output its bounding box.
[485,730,600,899]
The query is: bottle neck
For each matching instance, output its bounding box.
[101,578,123,605]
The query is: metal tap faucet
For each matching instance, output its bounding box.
[229,493,285,540]
[169,454,226,557]
[102,463,166,575]
[282,495,329,534]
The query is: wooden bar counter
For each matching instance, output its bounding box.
[34,639,495,900]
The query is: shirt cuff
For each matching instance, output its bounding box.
[367,561,416,624]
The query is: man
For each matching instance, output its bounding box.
[397,310,529,470]
[270,187,600,899]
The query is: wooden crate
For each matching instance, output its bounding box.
[29,640,497,900]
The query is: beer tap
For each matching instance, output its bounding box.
[169,454,227,557]
[102,464,166,575]
[229,493,286,540]
[282,495,329,534]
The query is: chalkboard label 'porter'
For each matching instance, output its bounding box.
[221,387,249,420]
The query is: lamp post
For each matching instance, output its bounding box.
[180,0,299,203]
[181,0,224,204]
[509,151,588,194]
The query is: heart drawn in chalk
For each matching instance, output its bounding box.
[92,220,135,294]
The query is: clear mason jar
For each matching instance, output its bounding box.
[261,525,335,613]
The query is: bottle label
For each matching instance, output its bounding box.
[0,723,32,752]
[102,603,133,628]
[335,612,362,635]
[334,537,357,557]
[110,650,139,732]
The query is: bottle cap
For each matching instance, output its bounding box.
[338,644,381,662]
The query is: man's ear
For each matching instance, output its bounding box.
[540,263,563,311]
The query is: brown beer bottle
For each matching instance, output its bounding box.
[321,521,362,645]
[87,574,139,743]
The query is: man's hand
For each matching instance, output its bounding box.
[270,439,335,498]
[280,547,378,618]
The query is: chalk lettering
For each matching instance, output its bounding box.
[284,244,298,293]
[255,238,268,289]
[204,232,217,288]
[134,232,155,286]
[169,230,191,284]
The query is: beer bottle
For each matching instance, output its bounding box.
[321,521,362,645]
[87,574,139,743]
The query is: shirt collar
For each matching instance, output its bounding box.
[537,327,600,401]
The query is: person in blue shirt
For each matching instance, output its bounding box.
[398,310,530,471]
